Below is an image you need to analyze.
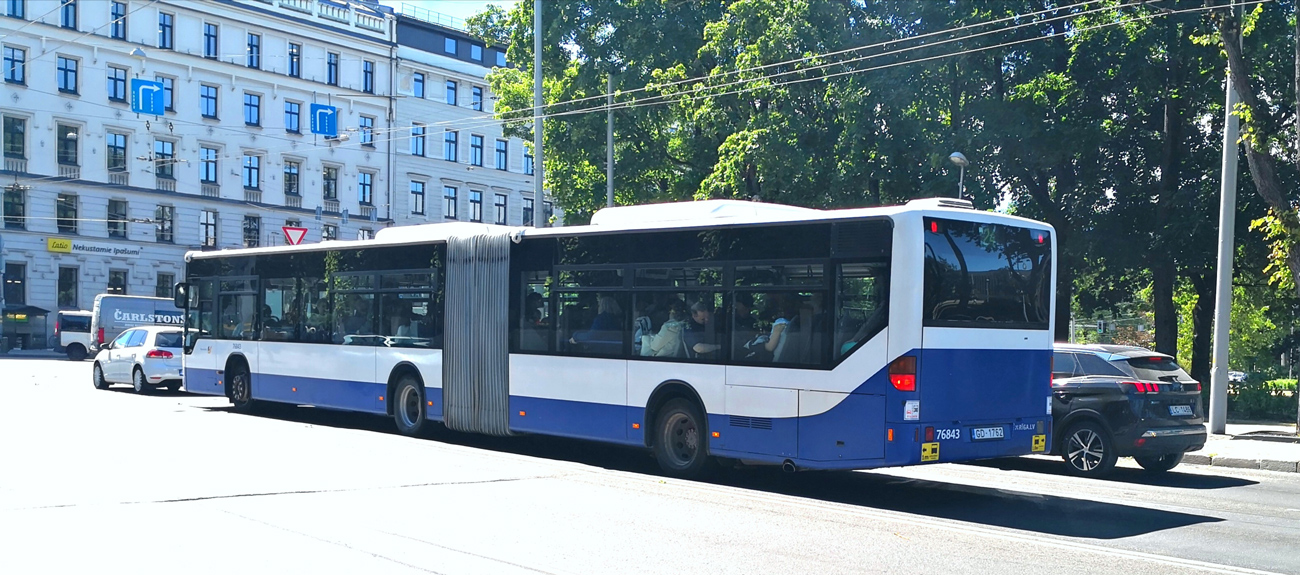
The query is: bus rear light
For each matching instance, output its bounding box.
[924,426,934,442]
[889,356,916,392]
[888,428,894,442]
[145,350,173,359]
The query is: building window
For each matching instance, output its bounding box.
[410,181,425,215]
[158,12,174,49]
[322,224,337,241]
[4,46,26,84]
[358,228,374,240]
[156,75,173,111]
[362,60,374,93]
[288,43,301,77]
[284,101,300,133]
[57,56,77,93]
[323,166,338,200]
[154,139,174,178]
[359,115,374,147]
[244,93,261,126]
[444,186,457,220]
[469,190,482,222]
[470,135,483,167]
[495,140,508,170]
[444,36,457,55]
[4,262,26,304]
[109,1,125,39]
[57,125,78,165]
[522,197,534,225]
[56,193,77,234]
[200,210,217,247]
[107,199,127,238]
[410,124,425,156]
[545,201,553,224]
[524,150,534,175]
[106,66,127,101]
[155,204,174,243]
[444,131,458,162]
[3,116,24,158]
[472,86,483,111]
[107,269,127,295]
[446,80,457,105]
[327,52,339,86]
[155,272,174,298]
[412,72,424,98]
[496,50,507,67]
[494,193,506,225]
[60,0,75,29]
[242,215,260,248]
[471,44,483,61]
[58,267,78,309]
[242,155,260,189]
[284,218,301,229]
[200,84,218,118]
[2,185,23,229]
[283,160,299,195]
[8,0,25,19]
[203,23,218,58]
[247,33,261,69]
[106,132,127,172]
[200,147,218,183]
[358,172,373,205]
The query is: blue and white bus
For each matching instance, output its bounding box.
[174,198,1055,476]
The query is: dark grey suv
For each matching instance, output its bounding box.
[1051,344,1206,477]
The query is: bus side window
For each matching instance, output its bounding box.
[835,263,889,359]
[300,278,329,343]
[518,274,551,352]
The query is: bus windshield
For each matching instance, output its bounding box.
[922,218,1051,329]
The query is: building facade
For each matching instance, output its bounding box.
[1,0,548,349]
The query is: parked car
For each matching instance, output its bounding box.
[1050,344,1206,477]
[92,326,184,394]
[89,294,184,354]
[54,310,93,361]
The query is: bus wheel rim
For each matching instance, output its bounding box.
[399,385,420,428]
[666,412,698,467]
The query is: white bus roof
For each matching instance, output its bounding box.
[186,198,1052,261]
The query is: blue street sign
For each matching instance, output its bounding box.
[310,104,338,137]
[131,79,165,116]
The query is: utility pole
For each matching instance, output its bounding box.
[1209,7,1241,435]
[606,73,614,208]
[532,0,545,228]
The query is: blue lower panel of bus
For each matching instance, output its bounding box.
[509,396,640,447]
[184,368,224,396]
[254,372,386,414]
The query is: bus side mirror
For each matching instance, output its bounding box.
[173,282,190,310]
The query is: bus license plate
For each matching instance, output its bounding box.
[1169,405,1193,417]
[972,426,1004,441]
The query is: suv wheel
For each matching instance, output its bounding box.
[1062,421,1117,478]
[1135,452,1184,473]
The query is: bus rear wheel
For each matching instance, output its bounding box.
[392,375,427,437]
[229,364,254,413]
[653,398,710,479]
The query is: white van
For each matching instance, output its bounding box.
[55,310,94,361]
[89,294,184,353]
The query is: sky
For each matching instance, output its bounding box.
[380,0,519,26]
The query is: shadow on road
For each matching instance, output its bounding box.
[205,402,1226,540]
[966,457,1258,489]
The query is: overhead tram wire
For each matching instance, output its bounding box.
[0,1,76,40]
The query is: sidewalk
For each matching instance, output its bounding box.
[1184,422,1300,473]
[1,348,65,359]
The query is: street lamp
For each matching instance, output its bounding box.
[948,152,969,198]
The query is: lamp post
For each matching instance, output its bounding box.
[948,152,969,198]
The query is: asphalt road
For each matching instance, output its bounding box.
[2,357,1298,575]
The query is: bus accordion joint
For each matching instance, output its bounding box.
[888,356,917,392]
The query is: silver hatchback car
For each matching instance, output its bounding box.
[92,326,184,393]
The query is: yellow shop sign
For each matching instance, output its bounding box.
[47,238,72,253]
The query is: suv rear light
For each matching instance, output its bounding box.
[1122,381,1162,393]
[889,356,917,392]
[146,349,173,359]
[97,328,105,345]
[1185,381,1201,391]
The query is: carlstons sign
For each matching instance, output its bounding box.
[47,238,143,258]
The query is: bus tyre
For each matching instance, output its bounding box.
[1062,421,1117,478]
[392,375,427,437]
[67,344,86,362]
[92,364,109,390]
[133,368,150,394]
[229,364,254,413]
[653,398,711,479]
[1135,452,1184,473]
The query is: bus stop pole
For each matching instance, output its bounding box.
[1209,47,1241,436]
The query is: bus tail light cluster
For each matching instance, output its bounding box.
[145,350,173,359]
[889,356,916,392]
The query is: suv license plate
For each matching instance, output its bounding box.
[972,426,1004,441]
[1169,405,1193,417]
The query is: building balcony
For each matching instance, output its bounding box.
[359,205,376,220]
[3,157,26,172]
[156,177,175,192]
[284,194,301,208]
[324,199,340,214]
[201,183,221,198]
[58,164,80,179]
[108,171,129,186]
[244,189,263,203]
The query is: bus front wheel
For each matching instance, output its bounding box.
[653,398,710,479]
[392,375,427,437]
[229,363,254,413]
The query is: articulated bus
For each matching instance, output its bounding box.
[174,198,1056,476]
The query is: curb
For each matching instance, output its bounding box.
[1184,453,1300,473]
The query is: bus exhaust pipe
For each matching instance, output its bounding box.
[782,460,797,473]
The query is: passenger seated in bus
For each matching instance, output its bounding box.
[569,296,623,354]
[643,300,689,357]
[731,292,758,358]
[631,301,653,355]
[685,301,721,358]
[740,297,793,362]
[524,291,549,327]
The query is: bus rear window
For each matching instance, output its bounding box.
[923,218,1051,329]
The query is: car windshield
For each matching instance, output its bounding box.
[154,332,183,348]
[1119,356,1195,383]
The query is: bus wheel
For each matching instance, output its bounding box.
[92,364,109,390]
[1062,421,1116,478]
[229,364,254,412]
[67,344,86,362]
[393,375,427,437]
[653,398,710,479]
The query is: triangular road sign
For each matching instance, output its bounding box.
[282,226,309,245]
